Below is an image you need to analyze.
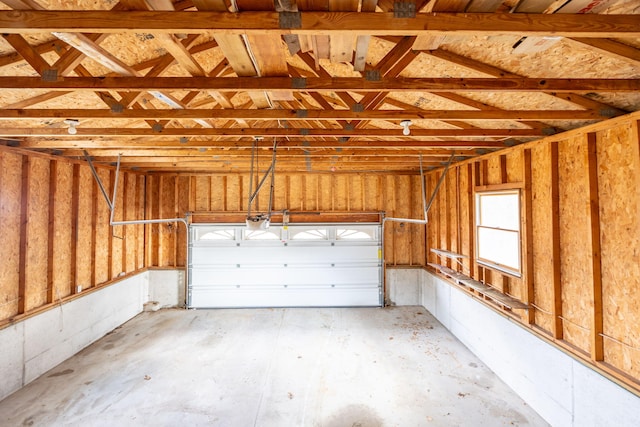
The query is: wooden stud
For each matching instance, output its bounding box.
[586,132,604,362]
[522,148,535,324]
[90,174,97,289]
[500,154,508,184]
[46,160,57,304]
[107,170,114,279]
[121,172,129,273]
[17,156,29,314]
[467,163,476,277]
[550,142,563,339]
[69,164,80,296]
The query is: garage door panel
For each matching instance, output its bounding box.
[190,265,380,286]
[188,223,382,308]
[190,284,381,308]
[191,245,379,265]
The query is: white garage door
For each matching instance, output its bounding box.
[187,223,383,308]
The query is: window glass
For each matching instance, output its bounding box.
[244,230,280,240]
[475,191,521,274]
[197,229,235,240]
[478,193,520,229]
[290,228,328,240]
[337,228,375,240]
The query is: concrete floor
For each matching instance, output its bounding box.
[0,307,548,426]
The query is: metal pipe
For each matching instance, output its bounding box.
[419,154,427,220]
[382,153,455,226]
[83,150,113,211]
[425,153,454,215]
[247,139,256,218]
[267,140,277,216]
[248,163,274,205]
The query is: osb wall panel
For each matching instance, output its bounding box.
[530,142,554,334]
[136,175,145,270]
[76,166,93,289]
[558,136,593,353]
[0,152,22,320]
[597,122,640,379]
[425,112,640,393]
[93,168,110,287]
[52,162,73,300]
[0,148,145,325]
[150,173,423,268]
[24,157,49,312]
[110,170,124,279]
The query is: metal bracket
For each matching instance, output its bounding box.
[393,2,416,18]
[41,68,58,82]
[279,12,302,29]
[296,109,308,118]
[110,103,124,113]
[299,128,310,136]
[365,70,381,81]
[351,103,364,112]
[152,123,164,132]
[291,77,307,89]
[344,123,354,131]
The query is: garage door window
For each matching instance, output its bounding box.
[290,228,328,240]
[337,228,376,240]
[198,229,236,240]
[243,229,281,240]
[475,190,521,276]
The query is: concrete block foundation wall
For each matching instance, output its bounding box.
[387,268,640,427]
[0,269,183,401]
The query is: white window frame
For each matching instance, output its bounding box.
[475,190,522,277]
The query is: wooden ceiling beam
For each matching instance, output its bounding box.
[0,108,608,120]
[18,138,506,149]
[3,127,545,137]
[0,76,635,92]
[0,11,637,37]
[63,148,470,157]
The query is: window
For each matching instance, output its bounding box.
[198,229,235,241]
[243,229,280,240]
[475,190,521,276]
[290,228,328,240]
[337,227,376,240]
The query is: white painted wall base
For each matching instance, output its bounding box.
[0,268,186,402]
[412,269,640,427]
[147,269,185,308]
[385,268,420,305]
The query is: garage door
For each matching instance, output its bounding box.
[187,223,383,308]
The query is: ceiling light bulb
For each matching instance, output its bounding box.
[64,119,79,135]
[400,120,412,136]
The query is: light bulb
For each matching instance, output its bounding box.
[68,125,77,135]
[400,120,412,136]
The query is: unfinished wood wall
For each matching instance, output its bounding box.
[0,147,145,325]
[145,173,425,268]
[426,112,640,392]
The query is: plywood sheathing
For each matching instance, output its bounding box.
[597,122,640,380]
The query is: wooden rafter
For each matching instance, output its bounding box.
[1,127,547,137]
[17,139,506,149]
[0,11,637,37]
[0,76,636,92]
[0,108,610,120]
